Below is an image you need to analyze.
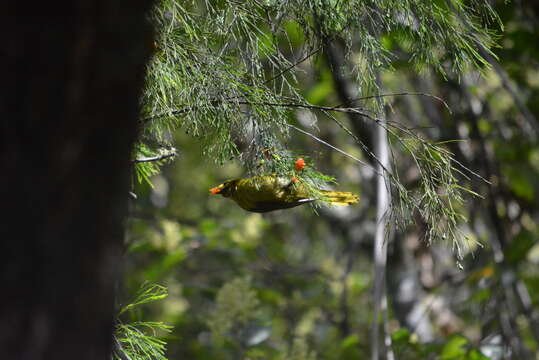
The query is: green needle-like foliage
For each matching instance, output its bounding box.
[137,0,501,253]
[114,283,172,360]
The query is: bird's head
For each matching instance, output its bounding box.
[209,180,237,198]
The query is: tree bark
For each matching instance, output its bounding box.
[0,1,155,359]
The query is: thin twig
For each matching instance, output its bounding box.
[141,100,373,124]
[132,151,177,163]
[264,46,322,85]
[344,92,452,114]
[287,124,382,176]
[142,107,191,123]
[320,109,391,176]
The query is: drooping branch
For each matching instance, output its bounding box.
[142,92,488,254]
[141,100,375,124]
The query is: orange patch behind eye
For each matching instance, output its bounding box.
[210,186,221,194]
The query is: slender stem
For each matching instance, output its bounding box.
[287,124,382,176]
[344,92,452,114]
[264,46,322,85]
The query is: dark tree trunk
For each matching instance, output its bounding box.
[0,1,155,359]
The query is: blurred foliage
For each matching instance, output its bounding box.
[391,329,491,360]
[207,277,261,344]
[123,0,539,359]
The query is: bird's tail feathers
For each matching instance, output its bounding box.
[319,190,359,206]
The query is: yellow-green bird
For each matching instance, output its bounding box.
[209,175,359,213]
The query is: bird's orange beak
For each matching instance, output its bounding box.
[209,185,223,195]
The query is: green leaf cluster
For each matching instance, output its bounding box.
[114,283,172,360]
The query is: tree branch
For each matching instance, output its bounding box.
[141,98,376,125]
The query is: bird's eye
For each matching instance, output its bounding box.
[219,183,230,196]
